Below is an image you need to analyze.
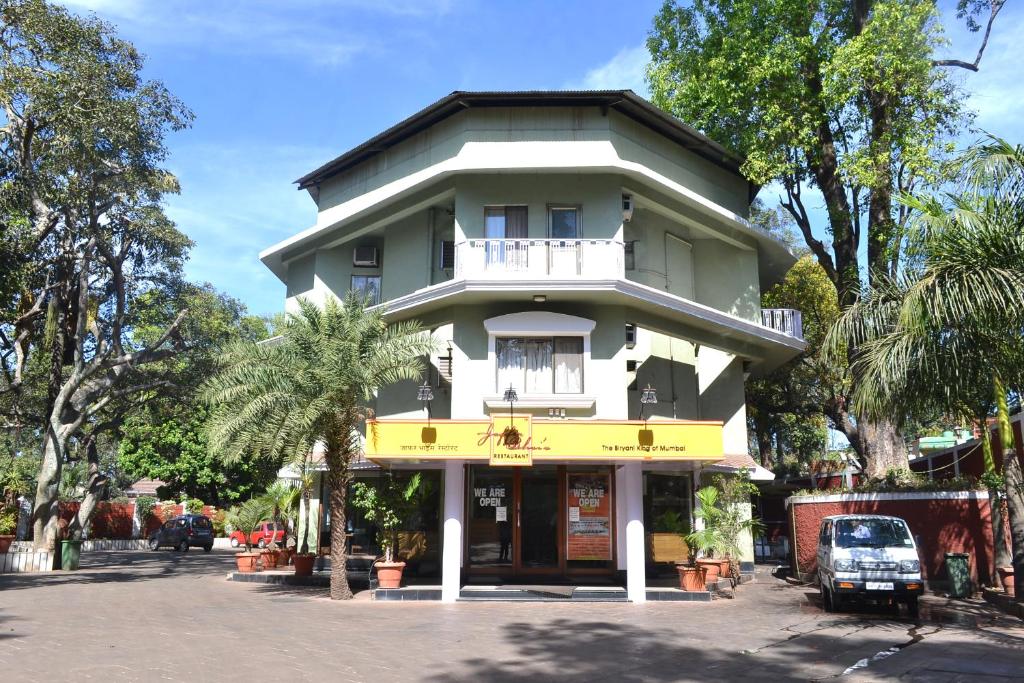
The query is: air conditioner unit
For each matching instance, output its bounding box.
[622,194,634,222]
[353,246,379,267]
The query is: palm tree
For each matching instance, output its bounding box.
[203,292,435,599]
[825,136,1024,594]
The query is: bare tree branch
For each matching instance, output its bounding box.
[933,0,1004,72]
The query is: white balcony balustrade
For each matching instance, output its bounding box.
[455,239,624,280]
[761,308,803,340]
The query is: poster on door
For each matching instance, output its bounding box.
[566,472,611,561]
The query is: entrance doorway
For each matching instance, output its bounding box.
[465,465,615,580]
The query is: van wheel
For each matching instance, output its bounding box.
[178,540,189,552]
[258,538,266,549]
[149,537,160,551]
[230,537,239,548]
[821,583,834,612]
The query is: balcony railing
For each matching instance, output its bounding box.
[761,308,803,340]
[455,239,624,279]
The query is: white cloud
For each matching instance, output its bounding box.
[568,45,650,97]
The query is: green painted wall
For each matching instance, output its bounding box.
[454,173,622,241]
[692,240,760,321]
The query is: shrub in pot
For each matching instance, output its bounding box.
[226,498,273,573]
[676,563,707,591]
[0,509,16,553]
[686,474,764,587]
[351,472,424,589]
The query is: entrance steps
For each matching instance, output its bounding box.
[458,585,628,602]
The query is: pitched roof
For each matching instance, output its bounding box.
[294,90,746,191]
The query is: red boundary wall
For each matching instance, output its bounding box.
[57,502,219,539]
[787,491,1009,586]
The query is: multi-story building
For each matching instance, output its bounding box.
[261,91,804,602]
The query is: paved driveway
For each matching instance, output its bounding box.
[0,550,1022,682]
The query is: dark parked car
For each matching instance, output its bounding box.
[149,514,214,552]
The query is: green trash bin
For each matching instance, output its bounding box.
[61,539,82,571]
[945,552,971,598]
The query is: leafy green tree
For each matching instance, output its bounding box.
[747,255,840,469]
[226,498,273,554]
[647,0,1005,476]
[0,0,195,549]
[203,293,435,600]
[826,136,1024,593]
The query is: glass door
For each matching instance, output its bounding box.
[467,468,514,572]
[519,467,560,571]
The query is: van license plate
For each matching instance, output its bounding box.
[866,582,893,591]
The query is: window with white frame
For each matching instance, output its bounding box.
[350,275,381,305]
[496,337,583,394]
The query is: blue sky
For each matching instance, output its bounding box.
[59,0,1024,317]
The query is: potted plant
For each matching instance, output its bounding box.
[676,561,707,591]
[686,473,764,586]
[226,499,272,573]
[0,508,17,553]
[351,472,423,589]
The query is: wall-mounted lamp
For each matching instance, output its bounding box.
[502,384,520,445]
[638,384,658,422]
[417,382,434,424]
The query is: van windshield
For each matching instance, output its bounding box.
[834,518,913,549]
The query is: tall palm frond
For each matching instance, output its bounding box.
[202,290,436,598]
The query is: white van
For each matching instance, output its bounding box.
[816,514,924,616]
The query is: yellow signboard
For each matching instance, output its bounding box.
[366,416,723,463]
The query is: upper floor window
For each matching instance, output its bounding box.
[351,275,381,305]
[548,206,579,239]
[484,206,528,239]
[496,337,583,394]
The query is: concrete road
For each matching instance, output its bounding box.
[0,550,1021,682]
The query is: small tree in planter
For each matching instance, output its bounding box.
[226,498,273,573]
[351,472,422,589]
[686,472,764,584]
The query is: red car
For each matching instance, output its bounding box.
[229,521,286,549]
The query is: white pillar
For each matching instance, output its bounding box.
[615,465,627,570]
[441,460,465,603]
[623,462,646,603]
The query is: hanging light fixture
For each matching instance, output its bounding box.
[638,384,658,422]
[417,382,434,424]
[502,384,520,446]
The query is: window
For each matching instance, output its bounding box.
[548,206,579,239]
[496,337,583,394]
[438,240,455,270]
[351,275,381,305]
[624,241,636,270]
[484,206,528,239]
[834,518,913,548]
[192,517,211,529]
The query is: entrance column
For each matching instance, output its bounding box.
[622,461,646,603]
[441,460,465,603]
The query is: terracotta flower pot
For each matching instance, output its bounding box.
[997,566,1015,596]
[677,565,707,591]
[260,549,280,569]
[235,552,259,573]
[696,558,720,582]
[718,559,731,578]
[375,560,406,589]
[0,535,14,554]
[293,553,315,577]
[278,548,293,566]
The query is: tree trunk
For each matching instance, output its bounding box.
[980,423,1012,574]
[300,485,311,555]
[856,419,907,478]
[1002,449,1024,598]
[327,453,353,600]
[31,421,68,551]
[756,424,774,469]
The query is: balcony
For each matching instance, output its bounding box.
[455,239,624,280]
[761,308,803,340]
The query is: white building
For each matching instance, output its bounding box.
[261,91,804,601]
